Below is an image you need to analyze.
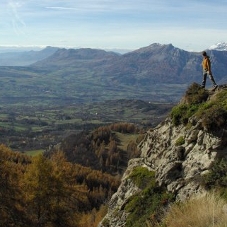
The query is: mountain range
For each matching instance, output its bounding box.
[1,42,227,66]
[1,43,227,104]
[30,43,227,85]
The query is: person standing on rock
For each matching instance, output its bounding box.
[201,51,218,89]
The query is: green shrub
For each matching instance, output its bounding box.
[196,101,214,112]
[170,104,188,126]
[129,166,156,189]
[170,83,209,126]
[203,158,227,189]
[215,89,227,110]
[170,104,199,126]
[101,218,110,227]
[125,189,172,227]
[175,136,185,146]
[125,167,175,227]
[171,84,227,132]
[202,158,227,200]
[202,105,227,132]
[184,83,209,105]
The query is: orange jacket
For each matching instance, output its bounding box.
[202,56,211,72]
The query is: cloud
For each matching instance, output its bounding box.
[45,6,78,11]
[7,0,26,35]
[2,0,227,51]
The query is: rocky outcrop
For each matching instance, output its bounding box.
[99,89,227,226]
[139,116,222,200]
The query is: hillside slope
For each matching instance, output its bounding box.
[44,123,145,175]
[99,83,227,227]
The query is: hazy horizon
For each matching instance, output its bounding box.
[1,1,227,52]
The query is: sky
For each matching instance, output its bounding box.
[1,0,227,52]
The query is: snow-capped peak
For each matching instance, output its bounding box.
[209,42,227,51]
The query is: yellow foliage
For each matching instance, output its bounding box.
[78,205,108,227]
[164,193,227,227]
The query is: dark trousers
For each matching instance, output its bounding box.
[202,71,217,87]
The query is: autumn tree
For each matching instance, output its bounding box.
[23,154,56,226]
[0,144,30,226]
[23,153,78,226]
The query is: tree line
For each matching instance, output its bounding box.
[0,144,120,227]
[45,122,144,175]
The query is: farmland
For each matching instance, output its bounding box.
[0,99,173,153]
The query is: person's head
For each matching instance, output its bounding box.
[202,51,207,56]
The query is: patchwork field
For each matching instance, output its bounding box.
[0,99,173,153]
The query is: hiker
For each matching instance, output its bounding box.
[201,51,218,89]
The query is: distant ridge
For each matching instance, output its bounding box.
[0,46,59,66]
[1,43,227,104]
[31,43,227,85]
[31,48,119,67]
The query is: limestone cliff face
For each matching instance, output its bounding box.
[99,87,227,226]
[139,116,222,200]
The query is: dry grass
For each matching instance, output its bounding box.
[163,193,227,227]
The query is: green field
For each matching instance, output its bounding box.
[0,99,173,152]
[24,149,44,156]
[0,65,179,152]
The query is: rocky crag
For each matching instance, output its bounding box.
[99,84,227,227]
